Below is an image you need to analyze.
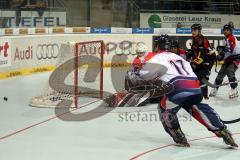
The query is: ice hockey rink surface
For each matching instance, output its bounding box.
[0,68,239,160]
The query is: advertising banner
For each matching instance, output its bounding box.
[111,28,132,34]
[0,34,154,72]
[140,13,240,29]
[0,10,66,27]
[1,33,240,79]
[132,28,154,34]
[0,39,11,68]
[91,28,111,34]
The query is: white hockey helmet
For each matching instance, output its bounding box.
[136,43,148,55]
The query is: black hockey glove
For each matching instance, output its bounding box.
[186,49,193,61]
[216,46,226,61]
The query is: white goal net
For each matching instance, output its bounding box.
[29,40,104,108]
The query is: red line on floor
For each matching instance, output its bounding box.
[0,100,100,141]
[129,133,240,160]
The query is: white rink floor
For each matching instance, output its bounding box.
[0,68,240,160]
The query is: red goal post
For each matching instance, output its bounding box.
[74,40,104,108]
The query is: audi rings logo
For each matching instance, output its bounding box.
[36,43,59,60]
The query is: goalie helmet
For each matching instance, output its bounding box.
[136,43,148,55]
[155,34,171,51]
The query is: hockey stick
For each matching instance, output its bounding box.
[221,118,240,124]
[202,78,240,88]
[223,78,240,85]
[214,59,219,73]
[201,78,217,88]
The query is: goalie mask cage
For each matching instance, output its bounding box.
[30,40,104,108]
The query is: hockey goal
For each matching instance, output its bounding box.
[29,40,104,108]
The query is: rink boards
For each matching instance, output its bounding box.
[0,30,239,79]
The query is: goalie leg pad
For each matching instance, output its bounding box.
[104,91,151,107]
[104,91,130,107]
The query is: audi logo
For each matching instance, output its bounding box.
[36,43,59,60]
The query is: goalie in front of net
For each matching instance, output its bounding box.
[104,34,238,148]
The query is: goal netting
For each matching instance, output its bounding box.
[29,40,104,108]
